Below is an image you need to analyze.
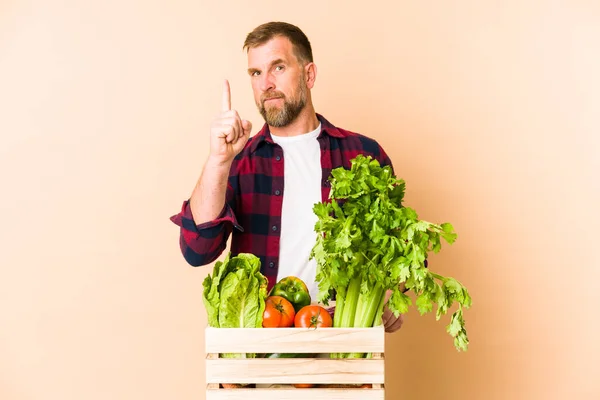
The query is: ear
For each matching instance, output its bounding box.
[304,62,317,89]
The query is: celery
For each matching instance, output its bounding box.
[310,155,472,353]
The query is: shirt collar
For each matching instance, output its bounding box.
[248,113,347,154]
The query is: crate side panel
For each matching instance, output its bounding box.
[206,358,384,384]
[205,327,384,353]
[206,387,384,400]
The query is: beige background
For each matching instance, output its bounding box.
[1,1,599,399]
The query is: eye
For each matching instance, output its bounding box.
[251,71,261,77]
[275,65,284,71]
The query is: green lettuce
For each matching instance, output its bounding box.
[202,252,268,358]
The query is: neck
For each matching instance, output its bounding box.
[269,104,319,137]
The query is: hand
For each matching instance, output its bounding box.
[382,305,404,333]
[209,79,252,165]
[381,288,405,333]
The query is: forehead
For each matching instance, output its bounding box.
[247,36,297,68]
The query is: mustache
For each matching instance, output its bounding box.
[261,91,285,103]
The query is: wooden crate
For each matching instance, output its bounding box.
[205,326,385,400]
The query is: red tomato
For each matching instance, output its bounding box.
[294,305,333,328]
[262,296,295,327]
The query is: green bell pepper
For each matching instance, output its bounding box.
[270,276,311,312]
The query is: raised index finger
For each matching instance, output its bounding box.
[222,79,231,112]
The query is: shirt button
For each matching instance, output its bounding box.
[275,155,281,161]
[275,190,281,195]
[272,225,277,231]
[269,262,275,268]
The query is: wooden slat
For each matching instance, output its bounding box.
[206,358,384,384]
[371,352,383,389]
[206,387,384,400]
[206,353,219,389]
[205,327,384,353]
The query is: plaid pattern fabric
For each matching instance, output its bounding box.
[170,114,393,291]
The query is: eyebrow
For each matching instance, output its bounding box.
[247,58,286,75]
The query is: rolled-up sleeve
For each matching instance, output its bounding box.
[170,199,242,266]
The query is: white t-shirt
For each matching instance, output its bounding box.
[271,123,322,302]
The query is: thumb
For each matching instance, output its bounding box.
[241,119,252,135]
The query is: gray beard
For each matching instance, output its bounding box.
[258,81,308,127]
[260,97,306,127]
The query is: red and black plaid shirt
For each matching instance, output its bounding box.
[170,114,393,291]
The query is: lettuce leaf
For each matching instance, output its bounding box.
[202,252,268,358]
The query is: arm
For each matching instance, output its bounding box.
[170,164,240,266]
[376,142,406,332]
[376,143,394,174]
[170,80,252,266]
[190,157,233,224]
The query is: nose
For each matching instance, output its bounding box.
[258,72,275,92]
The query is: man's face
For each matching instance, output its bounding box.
[247,36,309,128]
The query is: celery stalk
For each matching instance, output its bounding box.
[340,276,361,328]
[330,294,345,358]
[346,283,386,358]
